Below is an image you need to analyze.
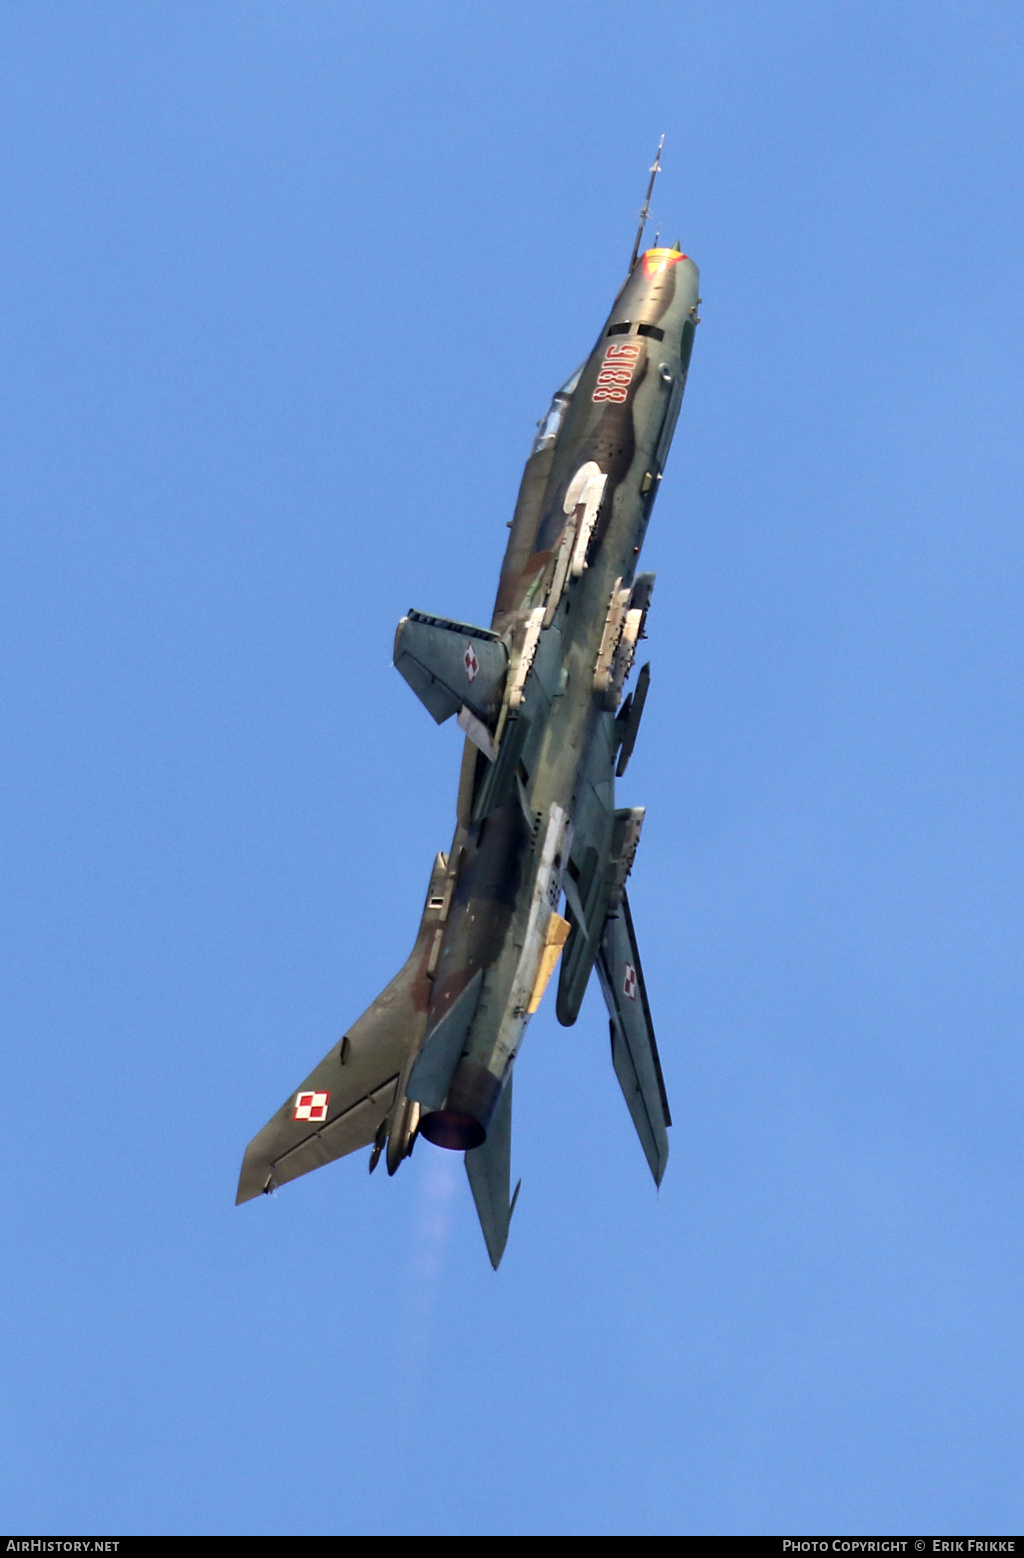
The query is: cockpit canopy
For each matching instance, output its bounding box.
[531,361,585,455]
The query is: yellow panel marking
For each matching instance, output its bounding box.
[527,913,572,1013]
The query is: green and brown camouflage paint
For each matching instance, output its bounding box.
[419,247,699,1148]
[237,244,700,1265]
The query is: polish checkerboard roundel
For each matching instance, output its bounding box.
[464,642,479,682]
[293,1090,329,1122]
[623,962,637,1001]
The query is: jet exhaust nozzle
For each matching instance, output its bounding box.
[420,1111,486,1151]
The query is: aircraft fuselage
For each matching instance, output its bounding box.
[414,248,699,1150]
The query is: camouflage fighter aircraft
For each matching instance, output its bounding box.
[237,158,700,1266]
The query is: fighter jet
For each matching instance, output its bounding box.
[237,155,700,1266]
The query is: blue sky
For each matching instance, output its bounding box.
[2,0,1023,1536]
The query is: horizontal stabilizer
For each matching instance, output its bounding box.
[236,853,449,1203]
[394,611,508,726]
[465,1075,520,1269]
[594,890,670,1185]
[406,968,483,1110]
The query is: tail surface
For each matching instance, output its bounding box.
[595,890,671,1184]
[464,1076,521,1269]
[236,853,449,1203]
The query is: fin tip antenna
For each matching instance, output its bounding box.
[628,134,665,273]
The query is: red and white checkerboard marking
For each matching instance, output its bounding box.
[623,962,637,1001]
[293,1090,330,1123]
[464,642,479,682]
